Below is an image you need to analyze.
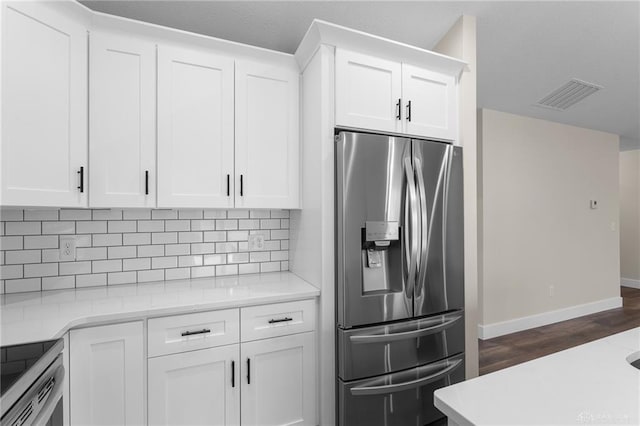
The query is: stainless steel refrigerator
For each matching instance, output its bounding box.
[336,131,465,426]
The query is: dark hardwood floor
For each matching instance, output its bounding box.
[479,286,640,375]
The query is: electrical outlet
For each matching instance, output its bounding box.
[248,234,265,251]
[590,200,598,209]
[549,285,555,297]
[59,236,76,261]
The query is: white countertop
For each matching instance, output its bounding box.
[0,272,319,347]
[435,327,640,425]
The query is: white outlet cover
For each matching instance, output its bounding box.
[248,234,265,250]
[59,236,77,261]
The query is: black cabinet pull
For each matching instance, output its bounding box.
[145,170,149,195]
[396,98,402,120]
[77,167,84,193]
[231,360,235,387]
[247,358,250,384]
[407,100,412,122]
[240,175,244,197]
[180,328,211,337]
[226,174,230,197]
[268,317,293,324]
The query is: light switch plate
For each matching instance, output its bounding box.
[248,234,265,250]
[59,236,76,261]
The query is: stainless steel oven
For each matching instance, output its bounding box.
[0,339,65,426]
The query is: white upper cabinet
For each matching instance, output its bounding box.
[148,345,240,426]
[235,61,300,209]
[241,332,316,426]
[402,64,457,141]
[157,45,235,208]
[335,49,402,134]
[1,1,88,207]
[70,322,145,426]
[334,48,459,142]
[89,32,156,208]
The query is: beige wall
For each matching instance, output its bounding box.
[479,109,620,326]
[620,150,640,282]
[434,16,479,378]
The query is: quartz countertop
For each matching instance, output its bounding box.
[434,327,640,425]
[0,272,319,346]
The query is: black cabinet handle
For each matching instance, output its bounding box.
[77,167,84,193]
[145,170,149,195]
[240,175,244,197]
[396,98,402,120]
[407,100,412,122]
[247,358,250,384]
[180,328,211,337]
[226,174,230,197]
[268,317,293,324]
[231,360,235,387]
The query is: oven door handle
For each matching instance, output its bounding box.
[32,364,65,426]
[349,313,462,344]
[350,358,462,396]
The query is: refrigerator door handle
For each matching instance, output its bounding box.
[349,358,463,396]
[414,157,429,296]
[349,313,462,344]
[403,157,419,299]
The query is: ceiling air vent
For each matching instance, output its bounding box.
[535,79,602,111]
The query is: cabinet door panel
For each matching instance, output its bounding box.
[235,61,299,209]
[1,2,87,207]
[402,64,457,141]
[148,345,240,426]
[335,48,402,134]
[241,332,316,426]
[157,46,234,208]
[90,32,156,207]
[70,322,144,426]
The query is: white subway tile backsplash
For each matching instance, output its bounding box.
[123,233,151,246]
[108,246,137,259]
[42,221,75,235]
[123,258,151,271]
[92,234,123,247]
[108,271,136,285]
[138,245,164,258]
[24,236,58,250]
[165,268,190,280]
[24,210,59,221]
[42,276,74,291]
[24,263,58,278]
[1,208,289,292]
[92,259,122,273]
[6,250,41,264]
[76,273,107,288]
[151,256,177,269]
[76,221,106,234]
[0,236,23,250]
[5,278,41,293]
[138,220,164,233]
[137,269,164,283]
[108,221,137,233]
[6,222,40,235]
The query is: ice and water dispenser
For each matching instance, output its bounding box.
[361,221,402,294]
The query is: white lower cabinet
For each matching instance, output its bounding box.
[148,345,240,426]
[241,332,316,426]
[69,322,145,426]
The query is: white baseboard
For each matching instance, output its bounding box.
[478,297,623,340]
[621,277,640,289]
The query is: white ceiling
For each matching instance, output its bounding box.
[81,1,640,150]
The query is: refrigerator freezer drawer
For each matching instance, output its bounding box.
[338,310,464,381]
[338,353,464,426]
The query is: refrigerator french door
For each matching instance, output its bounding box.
[336,131,465,426]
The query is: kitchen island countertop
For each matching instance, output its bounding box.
[435,327,640,425]
[0,271,319,346]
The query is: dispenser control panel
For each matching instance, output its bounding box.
[365,221,399,241]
